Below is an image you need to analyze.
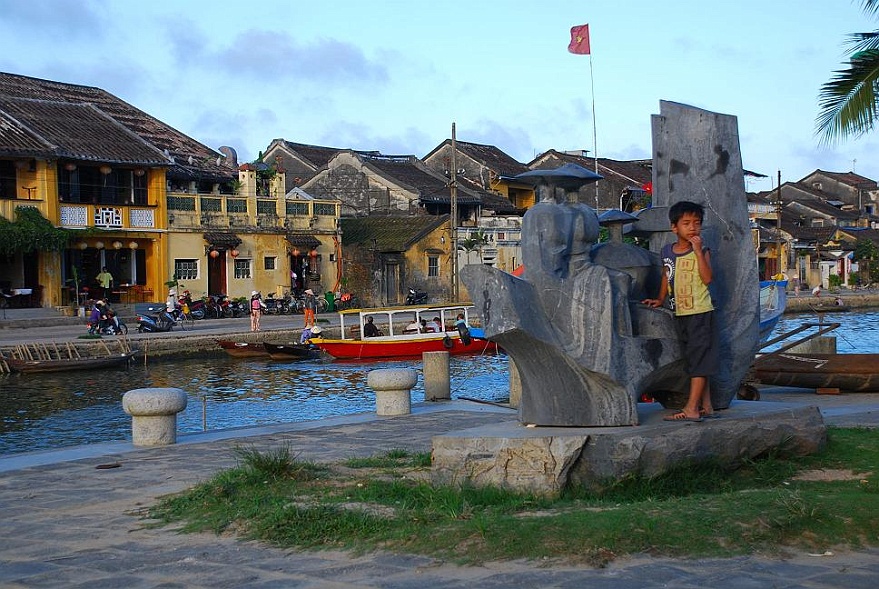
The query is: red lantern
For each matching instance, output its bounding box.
[309,248,318,259]
[209,249,220,258]
[230,249,240,258]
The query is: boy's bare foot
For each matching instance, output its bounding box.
[663,411,703,422]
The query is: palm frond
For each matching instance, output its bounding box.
[845,31,879,52]
[862,0,879,16]
[816,49,879,145]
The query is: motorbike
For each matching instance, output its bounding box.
[213,294,237,318]
[136,305,177,332]
[97,311,128,335]
[263,293,281,315]
[405,287,429,305]
[228,297,247,318]
[179,291,206,319]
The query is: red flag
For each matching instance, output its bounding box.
[568,24,590,55]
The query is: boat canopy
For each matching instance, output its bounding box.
[337,303,473,341]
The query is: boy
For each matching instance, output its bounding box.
[642,201,718,421]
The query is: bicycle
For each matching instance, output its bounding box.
[170,306,193,330]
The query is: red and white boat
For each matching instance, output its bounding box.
[313,303,489,360]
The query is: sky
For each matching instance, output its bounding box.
[2,0,878,194]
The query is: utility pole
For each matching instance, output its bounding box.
[450,123,459,301]
[776,170,784,278]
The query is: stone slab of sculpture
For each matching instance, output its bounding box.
[461,101,758,426]
[638,100,759,410]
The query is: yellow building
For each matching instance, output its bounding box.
[0,72,251,310]
[166,164,341,301]
[0,85,173,308]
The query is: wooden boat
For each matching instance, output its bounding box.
[810,302,850,313]
[313,303,488,360]
[263,342,321,361]
[4,350,139,374]
[752,352,879,392]
[217,340,269,359]
[759,279,787,342]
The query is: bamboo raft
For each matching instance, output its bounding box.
[0,338,138,374]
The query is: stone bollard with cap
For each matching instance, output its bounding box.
[367,368,418,416]
[122,387,188,446]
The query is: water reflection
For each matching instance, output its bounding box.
[769,309,879,354]
[0,353,509,455]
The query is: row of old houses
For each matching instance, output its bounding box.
[750,170,879,290]
[1,70,877,312]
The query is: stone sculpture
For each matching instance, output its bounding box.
[461,101,758,426]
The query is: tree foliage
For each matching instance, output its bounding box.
[0,206,71,254]
[816,1,879,144]
[853,237,879,260]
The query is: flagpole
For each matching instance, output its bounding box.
[569,23,599,210]
[589,53,598,210]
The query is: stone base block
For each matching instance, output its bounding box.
[431,401,826,496]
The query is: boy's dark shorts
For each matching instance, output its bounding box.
[675,311,718,377]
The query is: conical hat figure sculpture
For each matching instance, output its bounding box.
[461,102,759,426]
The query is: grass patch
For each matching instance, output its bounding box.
[343,448,431,469]
[149,428,879,566]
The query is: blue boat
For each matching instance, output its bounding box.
[759,279,787,342]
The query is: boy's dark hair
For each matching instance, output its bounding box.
[668,200,705,224]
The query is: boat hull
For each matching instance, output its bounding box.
[759,280,787,342]
[316,335,487,360]
[5,351,139,374]
[217,340,269,359]
[752,353,879,392]
[263,342,321,361]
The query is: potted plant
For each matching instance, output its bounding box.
[64,266,83,317]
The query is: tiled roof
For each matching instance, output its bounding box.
[360,154,482,205]
[340,215,447,252]
[0,72,235,181]
[285,233,321,248]
[446,140,528,177]
[808,169,878,189]
[786,196,861,220]
[835,226,879,243]
[203,232,242,248]
[456,176,516,213]
[281,140,377,169]
[0,96,167,164]
[528,150,652,185]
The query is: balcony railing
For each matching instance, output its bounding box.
[167,191,339,231]
[58,204,156,229]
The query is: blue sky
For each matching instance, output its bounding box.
[1,0,877,192]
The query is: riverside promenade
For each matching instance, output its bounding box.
[2,309,879,587]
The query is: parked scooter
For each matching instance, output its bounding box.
[179,290,206,319]
[136,305,177,333]
[263,293,281,315]
[405,287,429,305]
[228,297,247,318]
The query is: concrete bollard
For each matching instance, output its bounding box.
[367,368,417,416]
[122,387,188,446]
[422,351,450,401]
[790,335,837,354]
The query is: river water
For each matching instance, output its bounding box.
[2,309,878,457]
[0,350,510,456]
